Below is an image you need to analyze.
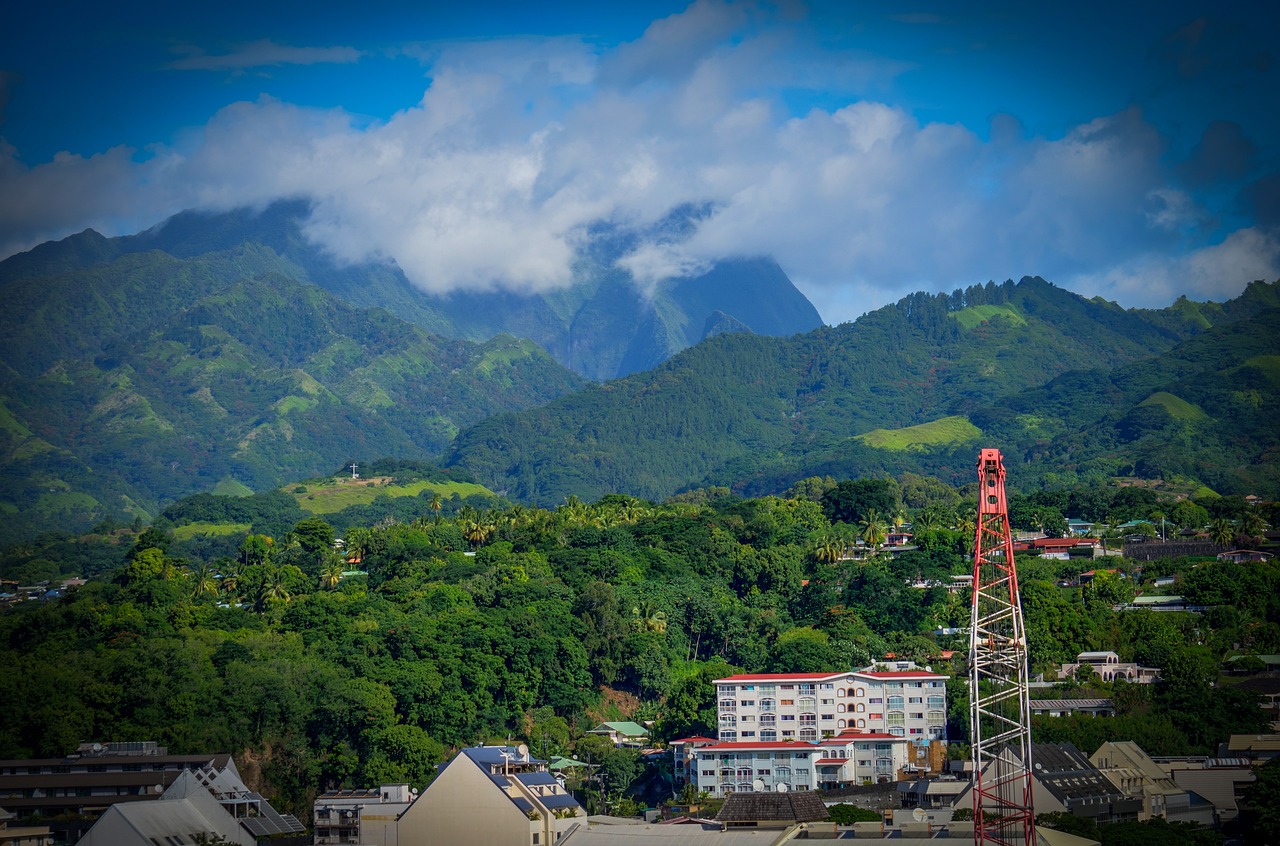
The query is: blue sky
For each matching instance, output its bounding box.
[2,0,1277,323]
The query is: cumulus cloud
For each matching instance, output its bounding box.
[167,40,363,71]
[0,0,1271,322]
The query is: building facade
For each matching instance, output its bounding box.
[692,730,911,796]
[712,668,948,744]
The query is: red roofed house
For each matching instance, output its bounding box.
[669,736,718,793]
[1013,537,1101,559]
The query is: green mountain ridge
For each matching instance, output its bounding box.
[0,258,584,542]
[446,277,1280,503]
[11,201,823,380]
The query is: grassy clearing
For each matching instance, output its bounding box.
[948,304,1027,330]
[856,415,982,451]
[172,521,252,540]
[289,476,494,514]
[1139,391,1208,423]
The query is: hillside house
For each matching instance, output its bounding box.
[1090,741,1213,825]
[586,723,649,748]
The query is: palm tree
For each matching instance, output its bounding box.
[814,535,843,565]
[344,527,372,564]
[429,492,444,523]
[257,565,292,611]
[632,600,668,633]
[189,562,219,601]
[860,509,888,552]
[1241,509,1269,542]
[219,562,241,599]
[320,554,345,590]
[1209,518,1237,548]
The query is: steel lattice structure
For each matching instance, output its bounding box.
[969,449,1036,846]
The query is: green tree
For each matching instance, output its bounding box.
[1241,757,1280,845]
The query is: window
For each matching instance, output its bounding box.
[837,703,846,713]
[722,685,737,693]
[908,697,923,704]
[837,688,846,698]
[887,712,905,726]
[888,696,904,709]
[741,731,756,738]
[837,719,846,728]
[858,759,871,766]
[910,728,923,735]
[928,696,945,708]
[702,770,715,776]
[740,699,755,708]
[820,698,834,705]
[780,699,795,706]
[869,697,883,705]
[889,727,905,737]
[820,714,834,721]
[719,730,737,742]
[719,700,736,710]
[740,715,754,723]
[782,730,795,738]
[855,704,865,713]
[781,714,796,722]
[760,730,777,741]
[760,698,776,712]
[869,713,882,720]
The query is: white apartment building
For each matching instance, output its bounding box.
[712,668,949,744]
[693,730,911,795]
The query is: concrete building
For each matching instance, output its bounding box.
[0,742,238,819]
[692,730,911,796]
[669,737,717,793]
[313,784,415,845]
[397,745,585,846]
[1158,757,1256,827]
[712,666,948,744]
[1090,741,1213,825]
[0,808,52,846]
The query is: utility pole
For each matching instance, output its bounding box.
[969,449,1035,846]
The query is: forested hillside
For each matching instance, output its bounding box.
[449,278,1279,504]
[2,478,1274,816]
[0,253,583,541]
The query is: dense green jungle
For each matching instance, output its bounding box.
[2,469,1276,821]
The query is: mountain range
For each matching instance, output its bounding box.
[2,202,1277,541]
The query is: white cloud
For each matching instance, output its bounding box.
[0,1,1270,323]
[168,40,363,71]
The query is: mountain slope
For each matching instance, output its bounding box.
[21,202,823,380]
[446,277,1271,504]
[0,252,583,541]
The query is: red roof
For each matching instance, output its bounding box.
[670,736,718,745]
[700,741,819,752]
[716,669,947,683]
[858,671,947,679]
[716,672,844,683]
[827,730,901,741]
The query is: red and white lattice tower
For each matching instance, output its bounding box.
[969,448,1035,846]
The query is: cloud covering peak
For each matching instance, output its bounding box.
[0,0,1276,323]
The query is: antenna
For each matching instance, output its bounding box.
[969,449,1035,846]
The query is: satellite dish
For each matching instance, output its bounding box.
[913,808,927,822]
[154,784,164,794]
[92,743,102,751]
[517,744,530,758]
[752,779,765,792]
[776,783,789,793]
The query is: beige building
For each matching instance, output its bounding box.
[398,745,585,846]
[1090,741,1212,824]
[314,784,415,845]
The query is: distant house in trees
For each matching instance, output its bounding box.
[1029,698,1116,718]
[397,745,584,846]
[1216,549,1273,563]
[1055,652,1160,684]
[586,722,650,748]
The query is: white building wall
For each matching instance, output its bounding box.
[714,672,947,744]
